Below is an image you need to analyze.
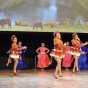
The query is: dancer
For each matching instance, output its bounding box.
[36,43,51,70]
[6,35,17,67]
[71,33,88,72]
[17,41,27,59]
[78,47,87,70]
[17,41,27,69]
[62,42,72,71]
[7,35,19,75]
[50,32,65,78]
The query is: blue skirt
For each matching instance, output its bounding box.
[17,56,27,69]
[78,54,88,70]
[78,47,88,70]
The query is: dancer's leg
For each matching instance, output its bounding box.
[6,58,11,66]
[55,58,62,78]
[75,56,79,71]
[73,55,76,72]
[58,59,62,76]
[13,58,18,75]
[73,56,79,72]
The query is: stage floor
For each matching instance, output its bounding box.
[0,70,88,88]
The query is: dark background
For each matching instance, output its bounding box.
[0,32,88,70]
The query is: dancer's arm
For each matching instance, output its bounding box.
[36,47,40,54]
[81,42,88,47]
[45,47,49,53]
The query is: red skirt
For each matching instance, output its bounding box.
[50,50,64,59]
[37,54,51,68]
[62,53,72,68]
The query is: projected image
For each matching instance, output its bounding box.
[0,0,88,32]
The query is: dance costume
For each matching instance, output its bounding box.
[17,46,27,69]
[50,37,65,59]
[10,43,19,59]
[36,47,50,68]
[71,37,81,72]
[50,35,65,78]
[78,47,88,70]
[62,46,72,68]
[71,39,81,57]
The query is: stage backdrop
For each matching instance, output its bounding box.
[0,0,88,33]
[0,25,88,33]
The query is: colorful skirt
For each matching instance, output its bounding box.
[37,54,51,68]
[50,50,64,59]
[62,53,72,68]
[10,54,19,59]
[78,54,87,70]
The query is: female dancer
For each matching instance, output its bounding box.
[7,35,20,75]
[71,33,88,72]
[17,41,27,69]
[6,35,17,67]
[62,42,72,70]
[36,43,51,70]
[17,41,27,59]
[78,47,87,70]
[50,32,65,78]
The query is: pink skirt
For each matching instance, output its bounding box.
[37,54,51,68]
[62,53,72,68]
